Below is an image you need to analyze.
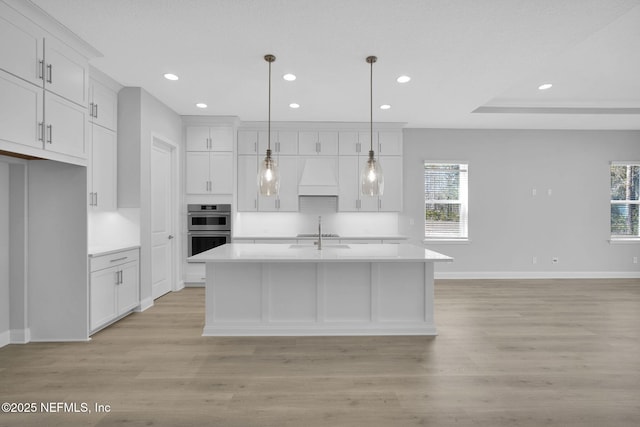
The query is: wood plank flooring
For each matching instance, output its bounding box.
[1,279,639,426]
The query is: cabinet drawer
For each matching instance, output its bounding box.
[90,248,139,272]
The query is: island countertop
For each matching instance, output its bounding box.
[188,243,453,263]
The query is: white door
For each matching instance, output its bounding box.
[151,138,174,299]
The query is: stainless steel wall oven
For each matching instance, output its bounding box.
[187,204,231,256]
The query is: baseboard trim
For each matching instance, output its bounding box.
[10,328,30,344]
[137,296,154,312]
[0,330,10,348]
[203,324,438,337]
[435,271,640,280]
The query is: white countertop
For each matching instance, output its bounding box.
[232,235,408,241]
[189,243,452,263]
[88,243,140,257]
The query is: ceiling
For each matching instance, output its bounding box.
[30,0,640,129]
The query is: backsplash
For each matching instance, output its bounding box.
[234,212,399,237]
[88,208,140,247]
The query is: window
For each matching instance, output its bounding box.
[424,162,468,239]
[610,162,639,240]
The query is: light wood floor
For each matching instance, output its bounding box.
[1,279,639,427]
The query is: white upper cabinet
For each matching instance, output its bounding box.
[44,92,87,158]
[88,124,117,211]
[258,130,298,155]
[338,131,360,155]
[238,130,258,155]
[0,2,42,86]
[257,156,298,212]
[0,70,42,150]
[186,152,233,194]
[186,126,233,152]
[89,78,117,131]
[43,37,88,107]
[378,155,402,212]
[0,2,94,163]
[377,131,402,155]
[237,155,258,211]
[299,131,338,155]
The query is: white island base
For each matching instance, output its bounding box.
[191,244,453,336]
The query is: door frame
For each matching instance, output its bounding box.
[150,133,181,296]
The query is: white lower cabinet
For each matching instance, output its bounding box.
[89,248,139,333]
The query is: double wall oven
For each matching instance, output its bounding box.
[187,204,231,256]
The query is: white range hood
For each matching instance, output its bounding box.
[297,158,339,196]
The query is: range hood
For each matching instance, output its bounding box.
[298,158,339,196]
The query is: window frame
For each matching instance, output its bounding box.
[610,161,640,243]
[423,161,469,243]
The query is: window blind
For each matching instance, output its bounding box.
[610,162,639,238]
[424,163,468,238]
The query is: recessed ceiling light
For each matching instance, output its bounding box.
[163,73,179,81]
[538,83,553,90]
[196,103,207,109]
[396,75,411,83]
[289,103,300,109]
[380,104,391,110]
[283,74,296,81]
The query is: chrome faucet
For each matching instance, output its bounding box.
[317,216,322,250]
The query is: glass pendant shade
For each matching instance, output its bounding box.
[360,55,384,197]
[361,151,384,196]
[258,149,279,196]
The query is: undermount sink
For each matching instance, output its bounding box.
[289,244,351,249]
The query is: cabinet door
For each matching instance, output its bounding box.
[0,3,43,86]
[358,132,377,155]
[90,79,117,131]
[238,130,258,154]
[276,131,298,154]
[185,126,210,151]
[91,125,117,211]
[0,70,42,150]
[210,152,233,194]
[90,268,118,331]
[209,126,233,151]
[43,37,88,107]
[338,131,360,155]
[44,92,87,158]
[237,155,258,211]
[185,151,210,194]
[276,156,299,211]
[298,131,318,155]
[378,131,402,155]
[117,261,139,314]
[318,131,339,155]
[338,156,359,212]
[378,155,402,212]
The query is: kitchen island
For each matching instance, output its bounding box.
[188,243,452,336]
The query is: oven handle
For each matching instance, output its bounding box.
[188,231,231,236]
[187,212,231,216]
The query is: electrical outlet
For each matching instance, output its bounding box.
[552,257,559,264]
[532,256,537,265]
[634,257,638,264]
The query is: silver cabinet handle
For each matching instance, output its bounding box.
[38,122,45,142]
[110,257,128,263]
[168,235,174,240]
[89,103,94,117]
[46,124,52,143]
[46,63,52,83]
[38,60,44,80]
[94,192,98,206]
[254,142,257,153]
[94,103,98,119]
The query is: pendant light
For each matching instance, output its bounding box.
[258,54,279,196]
[361,55,384,196]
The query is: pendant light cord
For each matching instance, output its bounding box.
[268,58,272,151]
[366,56,377,154]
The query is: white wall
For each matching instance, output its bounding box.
[118,87,182,307]
[401,129,640,277]
[0,161,9,346]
